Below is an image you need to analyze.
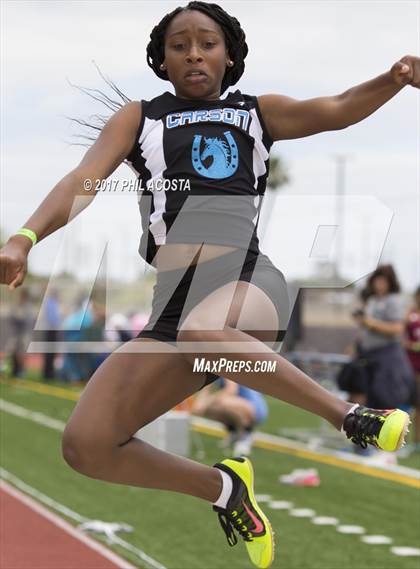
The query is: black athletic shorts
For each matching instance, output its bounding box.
[137,248,290,388]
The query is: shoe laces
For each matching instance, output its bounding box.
[344,408,384,449]
[216,505,254,546]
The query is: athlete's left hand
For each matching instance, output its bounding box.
[390,55,420,87]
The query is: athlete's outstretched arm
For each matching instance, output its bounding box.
[259,55,419,141]
[0,101,142,289]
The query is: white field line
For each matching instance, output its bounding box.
[2,398,419,479]
[0,399,67,430]
[2,400,418,559]
[0,469,167,569]
[1,479,137,569]
[0,431,167,569]
[264,489,418,558]
[2,397,420,482]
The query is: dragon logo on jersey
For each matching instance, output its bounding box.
[191,130,238,179]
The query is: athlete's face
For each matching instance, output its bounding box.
[163,10,231,100]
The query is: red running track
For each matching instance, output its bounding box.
[0,481,137,569]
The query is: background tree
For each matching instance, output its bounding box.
[260,155,290,240]
[267,155,289,192]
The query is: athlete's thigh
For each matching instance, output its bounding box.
[180,280,279,347]
[65,338,206,446]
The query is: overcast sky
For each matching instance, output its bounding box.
[1,0,419,291]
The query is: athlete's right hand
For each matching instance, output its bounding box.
[0,236,31,290]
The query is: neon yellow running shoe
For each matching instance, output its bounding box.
[343,406,410,451]
[213,457,275,569]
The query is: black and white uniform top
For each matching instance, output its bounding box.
[126,89,274,266]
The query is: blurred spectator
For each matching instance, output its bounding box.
[191,377,268,456]
[403,286,420,452]
[105,313,133,343]
[85,301,108,375]
[352,265,415,409]
[41,288,61,381]
[6,289,33,378]
[59,295,93,383]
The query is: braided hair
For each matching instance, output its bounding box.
[146,1,248,95]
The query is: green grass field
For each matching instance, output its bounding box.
[1,379,419,569]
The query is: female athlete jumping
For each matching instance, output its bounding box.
[1,3,418,567]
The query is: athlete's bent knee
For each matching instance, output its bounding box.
[61,426,111,477]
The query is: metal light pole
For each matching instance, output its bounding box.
[333,154,350,280]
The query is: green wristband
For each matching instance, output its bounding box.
[16,228,38,246]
